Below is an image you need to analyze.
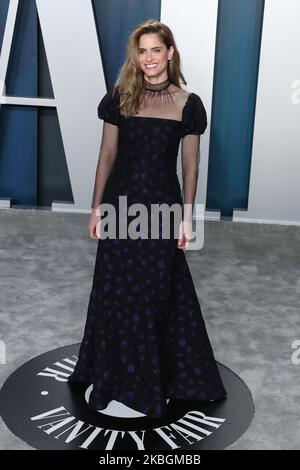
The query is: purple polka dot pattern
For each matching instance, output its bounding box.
[67,88,227,418]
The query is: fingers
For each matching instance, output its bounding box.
[88,216,101,240]
[177,235,186,249]
[88,226,99,240]
[177,229,191,249]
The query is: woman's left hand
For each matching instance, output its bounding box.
[177,220,192,250]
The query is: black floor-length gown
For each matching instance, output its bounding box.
[68,84,227,418]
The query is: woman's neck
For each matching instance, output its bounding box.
[143,76,171,92]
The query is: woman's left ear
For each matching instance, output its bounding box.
[168,45,174,61]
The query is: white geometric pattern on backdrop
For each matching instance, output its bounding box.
[162,0,220,221]
[0,0,221,216]
[0,0,106,212]
[234,0,300,225]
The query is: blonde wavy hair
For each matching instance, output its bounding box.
[113,18,187,118]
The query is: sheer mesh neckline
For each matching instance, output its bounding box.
[124,91,194,123]
[143,77,172,92]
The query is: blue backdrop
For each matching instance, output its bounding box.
[0,0,265,216]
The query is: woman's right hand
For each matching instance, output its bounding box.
[88,209,101,240]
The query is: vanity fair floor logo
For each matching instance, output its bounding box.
[0,345,254,450]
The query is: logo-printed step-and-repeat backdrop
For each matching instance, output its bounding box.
[0,0,299,223]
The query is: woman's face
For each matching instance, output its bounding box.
[138,33,173,82]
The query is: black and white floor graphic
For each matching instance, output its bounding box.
[0,344,254,450]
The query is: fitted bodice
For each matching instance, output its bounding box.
[92,85,208,209]
[107,115,184,205]
[116,114,182,172]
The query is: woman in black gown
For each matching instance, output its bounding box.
[68,19,227,418]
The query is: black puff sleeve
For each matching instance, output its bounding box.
[181,93,207,137]
[97,86,120,126]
